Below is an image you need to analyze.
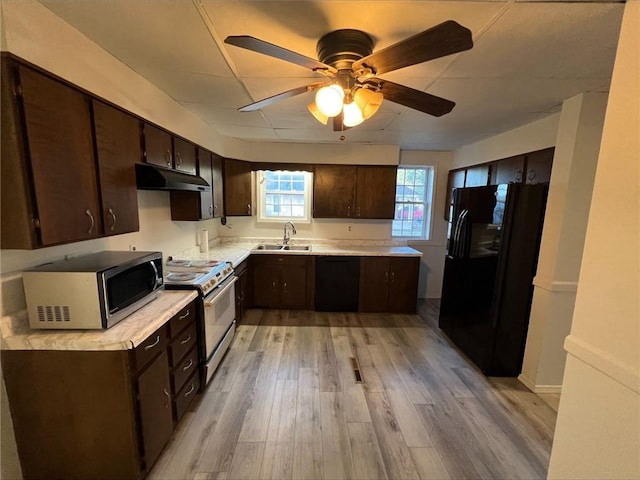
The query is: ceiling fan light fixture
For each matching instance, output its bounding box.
[354,88,384,119]
[307,102,329,125]
[343,100,364,127]
[315,84,344,117]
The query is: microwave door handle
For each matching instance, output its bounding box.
[149,260,162,289]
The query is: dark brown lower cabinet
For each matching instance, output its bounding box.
[359,256,420,313]
[234,259,250,321]
[251,255,313,310]
[2,300,200,480]
[137,350,173,469]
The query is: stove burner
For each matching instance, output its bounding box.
[166,272,200,282]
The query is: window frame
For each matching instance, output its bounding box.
[392,165,435,241]
[256,169,313,224]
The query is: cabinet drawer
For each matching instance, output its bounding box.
[171,346,198,395]
[169,301,196,337]
[174,372,200,422]
[134,324,169,373]
[169,323,197,367]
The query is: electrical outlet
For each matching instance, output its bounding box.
[348,225,352,232]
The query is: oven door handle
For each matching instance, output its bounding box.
[203,276,237,307]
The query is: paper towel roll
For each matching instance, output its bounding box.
[200,230,209,253]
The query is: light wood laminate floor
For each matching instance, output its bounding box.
[150,300,557,480]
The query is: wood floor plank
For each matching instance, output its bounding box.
[266,379,297,443]
[332,334,372,422]
[228,442,265,480]
[260,441,293,480]
[292,442,323,480]
[409,447,451,480]
[386,388,433,447]
[320,392,356,480]
[366,391,420,480]
[277,326,300,380]
[317,327,341,392]
[347,422,388,480]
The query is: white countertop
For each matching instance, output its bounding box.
[180,240,422,267]
[1,290,197,351]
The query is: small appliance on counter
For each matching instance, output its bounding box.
[164,257,236,387]
[22,251,164,330]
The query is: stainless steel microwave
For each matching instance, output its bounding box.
[23,251,163,330]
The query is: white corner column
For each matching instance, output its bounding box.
[547,1,639,478]
[519,92,609,393]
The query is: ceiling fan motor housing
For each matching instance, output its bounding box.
[317,29,374,71]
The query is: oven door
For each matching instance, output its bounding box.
[202,275,237,383]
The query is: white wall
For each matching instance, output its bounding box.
[547,2,639,477]
[453,114,559,169]
[520,92,608,393]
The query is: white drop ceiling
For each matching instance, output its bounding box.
[38,0,625,151]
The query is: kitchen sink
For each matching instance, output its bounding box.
[253,244,311,252]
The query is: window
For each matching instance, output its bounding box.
[257,170,313,223]
[392,166,434,239]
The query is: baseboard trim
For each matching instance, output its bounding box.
[564,335,640,394]
[518,374,562,394]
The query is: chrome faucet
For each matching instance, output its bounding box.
[283,221,296,245]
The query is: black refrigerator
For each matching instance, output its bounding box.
[439,182,548,376]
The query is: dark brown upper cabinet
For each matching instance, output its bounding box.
[313,164,396,219]
[525,148,554,184]
[92,100,140,236]
[223,158,252,216]
[444,169,466,221]
[1,61,102,248]
[211,153,224,218]
[142,123,197,175]
[170,147,213,221]
[490,154,525,185]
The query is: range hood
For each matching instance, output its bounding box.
[135,163,210,192]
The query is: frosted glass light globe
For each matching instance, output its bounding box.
[315,85,344,117]
[343,101,364,127]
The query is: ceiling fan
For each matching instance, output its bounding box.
[224,20,473,131]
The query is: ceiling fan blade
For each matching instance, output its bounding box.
[332,112,351,132]
[353,20,473,75]
[376,79,455,117]
[239,82,328,112]
[225,36,336,74]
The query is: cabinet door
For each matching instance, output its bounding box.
[92,100,141,235]
[465,165,490,187]
[252,261,279,308]
[212,153,224,218]
[388,257,420,313]
[173,137,197,175]
[491,155,525,184]
[143,123,173,169]
[198,148,214,219]
[223,158,253,216]
[356,166,397,219]
[137,350,173,469]
[445,169,466,220]
[19,65,101,246]
[358,257,390,313]
[280,264,308,309]
[313,164,356,218]
[525,148,554,184]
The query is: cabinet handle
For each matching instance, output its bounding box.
[184,383,196,397]
[163,387,171,408]
[347,205,351,217]
[384,272,388,283]
[176,152,182,168]
[391,272,395,282]
[108,208,117,232]
[209,205,213,216]
[515,169,523,182]
[144,335,161,350]
[85,209,95,234]
[165,149,172,167]
[180,334,192,345]
[527,168,536,181]
[247,203,251,214]
[182,359,194,372]
[283,281,287,292]
[178,310,190,320]
[357,206,361,217]
[214,204,218,215]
